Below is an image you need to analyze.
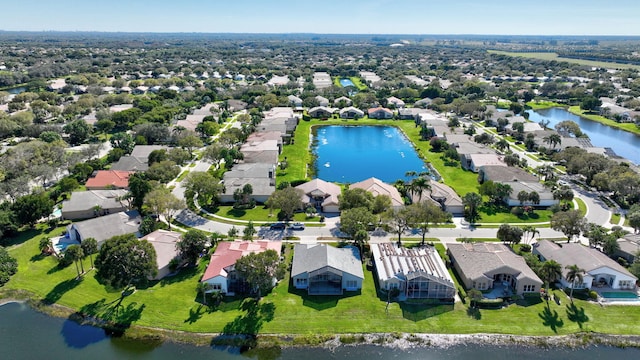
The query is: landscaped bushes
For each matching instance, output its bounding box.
[477,298,504,309]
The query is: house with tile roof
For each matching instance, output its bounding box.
[85,170,134,190]
[411,180,464,215]
[291,244,364,295]
[351,177,404,209]
[372,243,455,299]
[533,240,637,290]
[448,242,542,295]
[386,96,405,109]
[367,107,394,119]
[201,240,282,295]
[295,178,341,213]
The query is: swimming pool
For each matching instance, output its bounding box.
[601,291,640,301]
[339,78,355,87]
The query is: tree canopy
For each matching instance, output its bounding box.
[234,249,284,296]
[95,234,157,288]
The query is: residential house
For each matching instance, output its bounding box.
[315,96,330,107]
[240,139,280,164]
[201,240,282,295]
[287,95,303,108]
[141,230,182,280]
[110,156,149,172]
[351,177,404,209]
[267,75,290,87]
[367,107,394,119]
[61,189,128,220]
[502,181,558,207]
[371,243,455,299]
[398,108,428,121]
[66,210,141,245]
[478,165,538,183]
[175,114,205,132]
[334,96,352,107]
[308,106,336,119]
[360,71,381,85]
[414,97,433,108]
[339,106,365,119]
[245,131,283,151]
[448,242,543,295]
[219,163,276,204]
[85,170,133,190]
[312,72,332,89]
[533,240,637,290]
[462,153,506,172]
[386,96,405,108]
[291,244,364,295]
[411,181,464,215]
[295,178,341,213]
[614,234,640,264]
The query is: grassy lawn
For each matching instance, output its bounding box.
[488,50,640,70]
[206,205,321,223]
[525,100,566,110]
[574,198,587,216]
[5,231,640,336]
[610,212,621,225]
[568,106,640,136]
[477,207,553,224]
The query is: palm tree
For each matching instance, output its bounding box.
[543,134,562,149]
[462,192,483,224]
[65,244,85,278]
[39,237,53,255]
[81,238,98,269]
[495,138,509,152]
[196,282,213,305]
[521,225,539,245]
[565,264,585,302]
[408,177,431,203]
[539,260,563,301]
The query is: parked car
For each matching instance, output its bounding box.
[269,222,286,230]
[290,222,305,230]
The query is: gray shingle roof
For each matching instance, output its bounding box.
[70,210,141,244]
[291,244,364,279]
[534,240,636,279]
[61,190,128,213]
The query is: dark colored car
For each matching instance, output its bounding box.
[269,222,286,230]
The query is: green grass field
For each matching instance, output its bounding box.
[567,106,640,136]
[488,50,640,70]
[4,232,640,336]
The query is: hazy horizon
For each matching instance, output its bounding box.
[2,0,639,36]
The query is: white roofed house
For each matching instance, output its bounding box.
[308,106,336,119]
[371,243,455,300]
[339,106,364,119]
[386,96,405,109]
[291,244,364,295]
[287,95,303,108]
[315,95,329,107]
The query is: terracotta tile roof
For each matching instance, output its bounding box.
[201,240,282,282]
[85,170,133,189]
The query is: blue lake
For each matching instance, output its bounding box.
[313,125,426,183]
[526,107,640,164]
[2,302,640,360]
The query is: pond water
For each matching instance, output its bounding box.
[313,125,426,183]
[2,302,640,359]
[6,86,27,94]
[525,108,640,164]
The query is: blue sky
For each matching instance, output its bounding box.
[2,0,639,35]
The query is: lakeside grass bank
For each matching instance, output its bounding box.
[4,228,640,341]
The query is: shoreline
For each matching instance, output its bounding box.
[3,297,640,350]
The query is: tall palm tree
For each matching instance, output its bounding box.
[521,225,539,245]
[565,264,586,302]
[408,177,431,203]
[81,238,98,269]
[65,244,85,278]
[539,260,563,301]
[495,138,509,152]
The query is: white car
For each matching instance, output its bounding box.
[290,222,305,230]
